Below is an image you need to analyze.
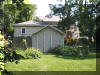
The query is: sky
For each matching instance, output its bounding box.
[29,0,65,16]
[28,0,90,17]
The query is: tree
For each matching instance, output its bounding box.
[3,2,36,37]
[50,0,98,44]
[96,1,100,50]
[0,0,37,38]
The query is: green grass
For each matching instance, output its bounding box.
[5,52,96,71]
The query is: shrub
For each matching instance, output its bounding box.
[61,46,78,56]
[49,46,63,55]
[81,47,90,55]
[22,48,42,59]
[3,49,24,62]
[49,46,78,56]
[0,53,4,60]
[79,38,89,46]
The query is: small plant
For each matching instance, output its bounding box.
[22,38,27,49]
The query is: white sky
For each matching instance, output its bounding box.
[29,0,65,16]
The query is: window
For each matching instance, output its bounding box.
[22,28,25,34]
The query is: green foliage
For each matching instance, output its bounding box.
[33,16,39,20]
[3,3,36,37]
[78,38,89,46]
[23,48,42,59]
[49,46,89,56]
[0,33,4,48]
[3,49,24,62]
[49,46,78,56]
[0,62,4,71]
[0,53,4,71]
[0,53,4,60]
[49,46,63,55]
[0,33,4,72]
[6,26,14,37]
[61,46,78,56]
[50,0,98,44]
[16,48,42,59]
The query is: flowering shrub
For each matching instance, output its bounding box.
[24,48,42,59]
[16,48,42,59]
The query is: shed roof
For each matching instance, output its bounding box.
[32,25,65,36]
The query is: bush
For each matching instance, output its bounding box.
[80,47,90,55]
[61,46,78,56]
[3,49,24,62]
[79,38,89,46]
[49,46,63,55]
[16,48,42,59]
[0,53,4,60]
[49,46,78,56]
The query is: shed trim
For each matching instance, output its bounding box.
[32,26,65,36]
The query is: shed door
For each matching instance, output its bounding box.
[37,31,44,52]
[44,29,51,52]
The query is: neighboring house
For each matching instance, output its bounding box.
[12,19,64,52]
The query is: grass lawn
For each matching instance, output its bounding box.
[5,52,96,71]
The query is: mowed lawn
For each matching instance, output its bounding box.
[5,52,96,71]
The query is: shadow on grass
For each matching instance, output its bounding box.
[53,52,96,60]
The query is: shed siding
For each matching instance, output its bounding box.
[32,27,64,52]
[14,26,44,37]
[32,35,37,49]
[44,28,51,52]
[37,31,44,52]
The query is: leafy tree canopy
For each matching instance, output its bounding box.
[49,0,98,43]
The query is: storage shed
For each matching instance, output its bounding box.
[32,26,64,52]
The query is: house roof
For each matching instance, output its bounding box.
[32,25,65,36]
[39,16,61,22]
[12,20,56,27]
[12,16,61,27]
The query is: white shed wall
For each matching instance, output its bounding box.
[32,27,64,52]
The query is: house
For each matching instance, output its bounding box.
[12,19,64,52]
